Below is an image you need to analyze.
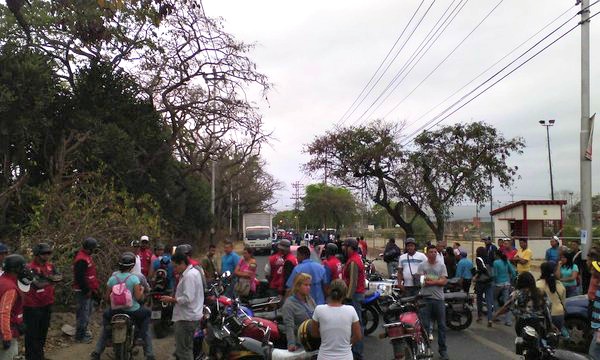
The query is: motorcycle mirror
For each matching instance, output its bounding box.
[419,275,426,287]
[222,271,231,278]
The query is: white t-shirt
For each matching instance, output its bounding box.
[398,252,428,286]
[313,304,359,360]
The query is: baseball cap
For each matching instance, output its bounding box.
[405,238,416,245]
[140,235,150,242]
[278,239,291,249]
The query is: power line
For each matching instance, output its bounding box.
[402,7,600,146]
[336,0,426,127]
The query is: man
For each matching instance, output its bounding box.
[221,241,241,275]
[483,236,497,265]
[24,243,61,360]
[0,254,30,359]
[455,250,473,293]
[342,238,365,359]
[265,239,297,296]
[383,237,401,278]
[0,244,8,276]
[286,246,327,305]
[513,238,533,273]
[545,236,560,264]
[137,235,153,277]
[322,243,342,281]
[417,245,449,360]
[501,238,517,261]
[435,241,446,265]
[397,238,428,297]
[201,244,219,283]
[151,247,175,292]
[160,251,204,360]
[358,236,368,259]
[148,242,165,280]
[72,237,99,343]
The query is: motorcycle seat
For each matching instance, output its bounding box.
[253,310,281,321]
[248,296,280,306]
[444,291,469,300]
[447,278,461,285]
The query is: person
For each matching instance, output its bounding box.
[137,235,153,277]
[417,245,449,360]
[73,237,99,343]
[0,244,8,276]
[397,238,428,297]
[303,232,310,247]
[452,242,462,258]
[494,272,552,337]
[556,251,579,298]
[537,261,567,337]
[444,246,457,278]
[148,242,165,279]
[265,239,297,296]
[357,236,368,259]
[383,237,401,278]
[571,240,589,294]
[435,241,446,265]
[234,247,257,298]
[501,238,517,261]
[0,254,32,359]
[483,236,497,265]
[492,250,516,326]
[545,236,561,265]
[129,239,150,291]
[24,243,61,360]
[322,243,342,281]
[159,251,204,360]
[286,246,327,305]
[281,273,316,352]
[513,238,533,274]
[341,238,365,359]
[474,246,494,327]
[151,248,175,292]
[91,252,154,360]
[201,244,219,283]
[455,250,473,293]
[589,260,600,359]
[221,241,240,274]
[311,279,361,360]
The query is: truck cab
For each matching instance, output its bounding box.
[244,225,272,254]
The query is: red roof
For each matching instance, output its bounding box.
[490,200,567,216]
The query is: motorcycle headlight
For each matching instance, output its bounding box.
[522,326,538,340]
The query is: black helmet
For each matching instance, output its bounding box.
[154,242,165,251]
[130,239,140,247]
[3,254,27,274]
[175,244,192,256]
[33,243,52,256]
[82,237,98,251]
[119,252,137,267]
[343,238,359,251]
[325,243,338,256]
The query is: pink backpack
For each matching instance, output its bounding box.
[110,274,133,309]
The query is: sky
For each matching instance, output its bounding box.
[205,0,600,215]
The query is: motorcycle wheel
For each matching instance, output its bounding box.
[446,308,472,331]
[362,304,379,336]
[391,339,415,360]
[113,342,130,360]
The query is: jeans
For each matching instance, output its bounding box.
[476,282,494,321]
[566,285,579,298]
[94,307,154,357]
[386,261,398,278]
[0,339,17,360]
[420,299,447,357]
[495,284,512,324]
[462,279,472,293]
[174,320,199,360]
[75,291,93,340]
[590,329,600,359]
[351,293,364,359]
[24,305,51,360]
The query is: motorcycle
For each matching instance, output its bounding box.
[363,279,401,335]
[516,325,592,360]
[443,279,472,331]
[148,268,174,338]
[364,258,384,281]
[111,313,136,360]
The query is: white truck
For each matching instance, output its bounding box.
[242,213,273,254]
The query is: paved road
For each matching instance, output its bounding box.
[253,253,552,360]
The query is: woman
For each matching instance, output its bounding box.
[493,249,516,326]
[234,247,257,298]
[537,261,567,335]
[474,246,494,327]
[281,273,316,352]
[494,272,552,337]
[556,251,579,298]
[444,246,457,278]
[311,279,361,360]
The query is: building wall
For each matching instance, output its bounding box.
[526,205,562,219]
[494,205,524,220]
[493,219,511,239]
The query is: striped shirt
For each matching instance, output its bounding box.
[592,287,600,329]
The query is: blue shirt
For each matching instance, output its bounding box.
[221,252,241,274]
[545,247,559,263]
[107,272,141,311]
[455,258,473,280]
[286,259,327,305]
[492,259,516,285]
[152,255,175,290]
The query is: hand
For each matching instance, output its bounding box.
[2,340,11,350]
[424,279,436,286]
[159,295,175,303]
[288,345,297,352]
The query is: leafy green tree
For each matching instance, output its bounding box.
[303,184,356,230]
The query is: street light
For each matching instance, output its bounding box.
[539,119,556,200]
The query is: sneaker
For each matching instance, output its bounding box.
[76,335,93,344]
[487,321,493,328]
[90,352,100,360]
[428,333,434,341]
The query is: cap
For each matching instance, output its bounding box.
[482,236,491,241]
[404,237,416,245]
[140,235,150,242]
[278,239,291,249]
[459,250,468,257]
[0,243,8,254]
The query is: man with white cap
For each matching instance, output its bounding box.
[397,238,427,297]
[138,235,153,277]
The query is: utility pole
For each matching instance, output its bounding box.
[291,181,303,232]
[581,0,593,259]
[237,192,240,239]
[539,120,556,200]
[489,174,494,240]
[229,182,233,235]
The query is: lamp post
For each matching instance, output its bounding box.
[539,120,555,200]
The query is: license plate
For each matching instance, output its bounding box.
[151,311,162,320]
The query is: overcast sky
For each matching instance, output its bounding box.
[206,0,600,213]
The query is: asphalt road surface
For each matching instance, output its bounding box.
[254,253,580,360]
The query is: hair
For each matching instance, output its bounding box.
[454,242,461,247]
[224,241,233,247]
[389,237,396,243]
[329,279,348,302]
[244,247,255,256]
[561,251,574,269]
[475,246,486,259]
[495,249,508,265]
[297,246,310,259]
[516,271,545,309]
[519,238,528,244]
[426,244,437,252]
[209,244,216,249]
[172,251,189,265]
[292,273,312,299]
[119,264,134,272]
[540,262,558,293]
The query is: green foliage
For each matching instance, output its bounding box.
[303,183,356,230]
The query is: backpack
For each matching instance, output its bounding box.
[110,274,133,309]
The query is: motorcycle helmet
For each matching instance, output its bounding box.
[175,244,192,256]
[82,237,98,251]
[154,242,165,251]
[343,238,359,251]
[130,239,140,247]
[33,243,52,256]
[297,319,320,351]
[119,252,137,267]
[18,267,34,293]
[325,243,338,257]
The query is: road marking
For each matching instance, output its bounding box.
[464,328,519,359]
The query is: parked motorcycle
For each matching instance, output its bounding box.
[363,278,399,335]
[516,325,592,360]
[148,268,174,338]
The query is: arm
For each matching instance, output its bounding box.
[346,262,358,299]
[234,260,248,278]
[283,260,295,287]
[493,294,515,319]
[74,260,90,295]
[133,284,144,301]
[281,301,297,350]
[351,320,362,345]
[311,320,319,339]
[560,266,579,282]
[0,289,16,341]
